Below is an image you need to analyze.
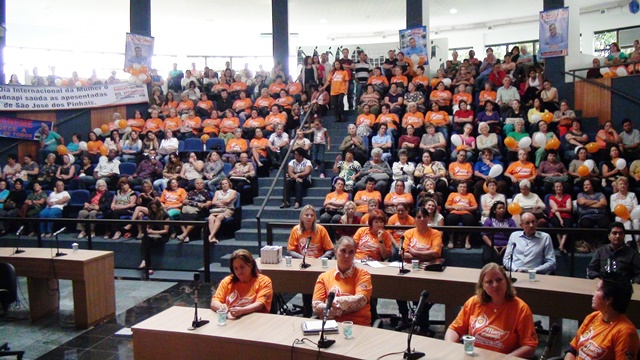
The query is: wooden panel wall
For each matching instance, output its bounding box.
[90,106,127,129]
[574,78,611,125]
[17,111,57,160]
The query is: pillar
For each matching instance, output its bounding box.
[543,0,565,87]
[406,0,422,28]
[0,0,6,84]
[272,0,289,77]
[130,0,151,37]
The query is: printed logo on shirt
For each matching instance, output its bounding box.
[452,195,471,206]
[409,238,431,251]
[515,166,532,175]
[330,284,352,297]
[471,314,510,350]
[226,290,255,308]
[577,327,608,359]
[358,233,379,253]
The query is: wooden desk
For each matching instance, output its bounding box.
[0,247,116,329]
[258,258,640,326]
[132,306,522,359]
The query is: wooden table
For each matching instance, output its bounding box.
[0,247,116,329]
[132,306,522,359]
[258,258,640,326]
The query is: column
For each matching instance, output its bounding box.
[272,0,289,77]
[130,0,151,37]
[0,0,6,84]
[543,0,565,87]
[406,0,422,28]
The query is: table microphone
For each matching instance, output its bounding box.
[508,242,517,283]
[399,235,410,274]
[300,236,311,269]
[53,227,67,257]
[189,273,209,330]
[318,291,336,349]
[14,225,25,254]
[539,323,561,360]
[404,290,429,360]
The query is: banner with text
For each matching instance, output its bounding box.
[539,7,569,59]
[0,117,53,140]
[0,83,149,111]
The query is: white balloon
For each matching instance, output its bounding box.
[128,75,137,84]
[54,78,62,86]
[93,128,102,136]
[518,136,532,149]
[67,154,75,164]
[530,114,542,123]
[135,79,143,86]
[75,81,82,87]
[631,205,640,220]
[600,67,610,75]
[138,73,148,82]
[488,164,504,178]
[78,141,88,151]
[451,134,462,147]
[533,132,547,148]
[133,63,141,70]
[616,67,628,77]
[616,158,627,170]
[410,54,420,66]
[442,78,452,87]
[584,159,595,171]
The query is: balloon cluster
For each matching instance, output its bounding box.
[125,64,151,86]
[600,64,640,78]
[53,78,88,87]
[615,204,640,221]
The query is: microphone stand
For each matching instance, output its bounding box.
[189,273,209,330]
[14,226,25,254]
[318,293,336,349]
[300,236,311,269]
[404,290,429,360]
[399,235,410,274]
[508,242,517,283]
[53,227,67,257]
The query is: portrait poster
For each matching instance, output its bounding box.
[124,33,154,69]
[399,26,429,65]
[539,7,569,59]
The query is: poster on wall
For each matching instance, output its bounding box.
[124,33,154,69]
[0,117,53,141]
[399,26,429,66]
[539,7,569,59]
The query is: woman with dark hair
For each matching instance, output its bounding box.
[565,277,639,359]
[353,209,392,261]
[605,42,628,65]
[177,178,212,243]
[549,181,573,254]
[445,263,537,357]
[153,152,182,192]
[76,179,114,239]
[298,55,318,92]
[577,179,610,251]
[207,178,237,244]
[55,154,76,187]
[601,144,629,193]
[475,100,501,134]
[445,181,478,250]
[106,177,137,240]
[0,179,27,235]
[24,181,46,236]
[283,148,313,209]
[138,199,170,275]
[123,180,159,239]
[210,249,273,318]
[320,178,349,223]
[320,61,349,122]
[481,201,516,265]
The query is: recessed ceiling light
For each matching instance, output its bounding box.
[449,8,458,14]
[320,19,327,23]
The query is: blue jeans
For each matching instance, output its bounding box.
[153,179,168,192]
[39,207,62,233]
[312,144,326,172]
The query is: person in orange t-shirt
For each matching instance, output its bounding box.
[356,110,376,132]
[275,89,294,110]
[178,110,202,139]
[163,108,182,133]
[202,112,221,136]
[478,81,497,109]
[232,91,253,122]
[286,80,302,96]
[376,104,399,133]
[429,81,453,109]
[448,150,474,187]
[387,203,415,246]
[354,178,382,214]
[367,67,389,93]
[321,61,350,122]
[313,237,372,326]
[195,93,214,118]
[243,109,265,139]
[264,105,287,132]
[452,85,473,107]
[176,93,195,116]
[411,65,430,91]
[359,198,380,225]
[160,91,178,117]
[249,128,268,166]
[567,278,639,360]
[383,181,414,214]
[142,114,165,136]
[505,149,537,188]
[288,205,335,259]
[219,110,241,144]
[425,102,451,139]
[229,75,247,96]
[210,249,273,317]
[353,209,392,261]
[127,110,146,133]
[254,88,275,115]
[444,181,478,249]
[445,263,538,358]
[390,66,408,89]
[225,129,249,160]
[320,178,350,223]
[268,75,287,97]
[402,103,425,133]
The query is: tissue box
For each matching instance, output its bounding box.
[260,246,283,264]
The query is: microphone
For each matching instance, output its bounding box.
[508,242,517,283]
[300,236,312,269]
[539,323,561,360]
[52,227,67,236]
[14,225,25,254]
[53,227,67,257]
[399,235,410,274]
[189,272,209,330]
[16,225,24,236]
[323,292,335,319]
[404,290,429,360]
[318,291,336,349]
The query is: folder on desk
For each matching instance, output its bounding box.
[301,320,339,335]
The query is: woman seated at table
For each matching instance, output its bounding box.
[137,200,170,275]
[353,209,392,261]
[211,249,273,318]
[312,236,372,326]
[39,180,70,238]
[564,277,639,360]
[288,205,334,259]
[76,179,114,239]
[445,262,538,358]
[207,178,237,244]
[481,201,515,266]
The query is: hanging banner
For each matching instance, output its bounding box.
[125,33,154,69]
[399,26,429,69]
[0,117,54,140]
[0,83,149,111]
[539,7,569,59]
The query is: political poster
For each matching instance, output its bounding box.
[399,26,429,66]
[539,7,569,59]
[0,83,149,111]
[125,33,154,69]
[0,117,53,141]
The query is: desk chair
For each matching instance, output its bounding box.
[0,263,17,315]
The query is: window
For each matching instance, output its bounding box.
[594,30,617,57]
[448,47,472,60]
[485,41,539,62]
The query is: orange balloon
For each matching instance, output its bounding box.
[628,64,635,74]
[542,112,553,123]
[130,68,141,76]
[56,145,68,155]
[101,124,109,134]
[577,165,589,177]
[508,202,522,216]
[201,134,210,143]
[603,72,613,78]
[504,137,518,150]
[585,142,599,154]
[430,78,440,87]
[614,204,630,221]
[99,145,108,156]
[118,120,127,129]
[87,141,96,151]
[545,138,560,150]
[140,65,149,73]
[483,182,489,193]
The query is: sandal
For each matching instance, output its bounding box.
[123,232,132,239]
[112,232,122,240]
[103,232,111,239]
[77,232,86,239]
[280,202,290,209]
[447,242,454,249]
[465,242,471,250]
[136,233,144,239]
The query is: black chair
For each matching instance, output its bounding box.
[0,343,24,360]
[0,262,17,314]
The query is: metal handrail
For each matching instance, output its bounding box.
[563,61,640,107]
[255,108,314,249]
[566,60,640,74]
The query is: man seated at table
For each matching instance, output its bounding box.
[503,212,556,274]
[587,222,640,284]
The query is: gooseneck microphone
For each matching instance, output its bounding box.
[53,227,67,257]
[14,225,25,254]
[539,323,561,360]
[404,290,429,359]
[300,236,312,269]
[189,273,209,330]
[399,235,410,274]
[508,242,517,283]
[318,291,336,349]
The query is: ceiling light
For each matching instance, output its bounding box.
[449,8,458,14]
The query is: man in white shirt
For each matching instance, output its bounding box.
[157,129,179,163]
[496,77,520,113]
[267,124,289,169]
[620,118,640,159]
[93,149,121,189]
[503,212,556,274]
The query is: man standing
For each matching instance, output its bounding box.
[320,52,332,87]
[503,212,556,274]
[354,52,372,104]
[383,50,398,83]
[339,48,356,110]
[620,118,640,160]
[587,222,640,284]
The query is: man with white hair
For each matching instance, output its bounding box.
[504,211,556,274]
[496,77,520,113]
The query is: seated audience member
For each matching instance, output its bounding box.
[577,179,610,250]
[553,100,576,137]
[207,178,237,244]
[419,124,447,162]
[333,150,362,193]
[384,83,404,116]
[596,121,620,160]
[376,104,399,139]
[538,150,568,195]
[450,123,476,162]
[371,124,393,162]
[105,177,137,240]
[531,121,558,167]
[291,130,311,153]
[153,152,182,192]
[387,202,415,250]
[123,180,159,239]
[249,128,268,168]
[353,209,392,261]
[587,222,640,284]
[563,119,588,161]
[76,180,114,239]
[160,178,187,225]
[473,150,507,201]
[312,236,372,326]
[601,145,629,193]
[210,249,273,318]
[444,181,478,250]
[267,124,289,169]
[401,103,424,137]
[477,81,497,112]
[452,100,474,135]
[103,130,122,156]
[445,263,537,358]
[610,177,639,246]
[398,124,421,161]
[620,118,640,160]
[355,148,392,193]
[429,81,452,114]
[320,178,349,223]
[568,146,600,191]
[141,131,159,158]
[481,201,516,266]
[391,149,415,190]
[0,179,27,235]
[24,181,46,236]
[502,99,525,135]
[178,152,204,190]
[383,180,413,215]
[228,152,256,194]
[157,129,179,164]
[414,151,448,196]
[243,109,265,140]
[282,148,312,210]
[120,130,142,162]
[475,101,501,135]
[137,200,171,275]
[176,178,212,243]
[21,153,40,189]
[404,83,425,113]
[202,151,225,192]
[163,109,181,136]
[2,154,21,186]
[496,77,520,114]
[505,120,528,162]
[503,212,556,274]
[565,277,639,359]
[479,178,507,223]
[38,153,58,188]
[335,201,361,238]
[512,180,547,227]
[39,181,70,238]
[177,110,202,140]
[422,197,444,227]
[55,154,76,188]
[353,177,382,216]
[360,198,381,225]
[505,149,536,192]
[128,150,163,187]
[548,181,573,254]
[424,102,451,140]
[448,150,474,189]
[340,124,367,166]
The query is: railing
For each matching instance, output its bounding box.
[564,60,640,107]
[255,109,314,249]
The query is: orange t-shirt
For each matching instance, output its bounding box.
[390,75,408,87]
[163,117,182,132]
[569,311,639,360]
[229,81,247,93]
[449,296,538,355]
[368,76,389,87]
[287,224,334,258]
[375,113,399,131]
[479,90,497,105]
[325,191,349,208]
[353,226,393,261]
[354,190,382,213]
[226,138,248,153]
[202,118,221,135]
[402,112,425,129]
[425,111,450,127]
[233,98,253,113]
[402,227,443,257]
[411,76,430,88]
[445,192,478,215]
[313,266,372,326]
[161,100,178,115]
[387,214,415,243]
[265,113,287,131]
[127,118,146,133]
[360,213,370,225]
[287,82,302,95]
[453,93,473,106]
[356,113,376,128]
[213,274,273,313]
[160,188,187,208]
[182,116,202,135]
[269,82,287,96]
[430,90,452,106]
[196,100,214,112]
[250,137,269,157]
[254,96,275,109]
[505,161,536,180]
[143,118,164,133]
[219,117,240,134]
[176,100,194,113]
[212,83,229,93]
[244,117,265,129]
[275,96,294,109]
[328,70,350,96]
[448,162,473,180]
[384,192,414,207]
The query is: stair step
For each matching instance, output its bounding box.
[258,176,334,186]
[252,196,325,207]
[257,186,331,197]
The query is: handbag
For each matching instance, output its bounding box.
[210,207,227,214]
[181,205,200,215]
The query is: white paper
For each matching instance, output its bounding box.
[364,261,386,268]
[387,262,404,268]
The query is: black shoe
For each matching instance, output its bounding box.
[280,202,290,208]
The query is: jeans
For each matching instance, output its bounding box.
[331,94,346,122]
[39,207,62,233]
[153,178,168,192]
[312,144,326,172]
